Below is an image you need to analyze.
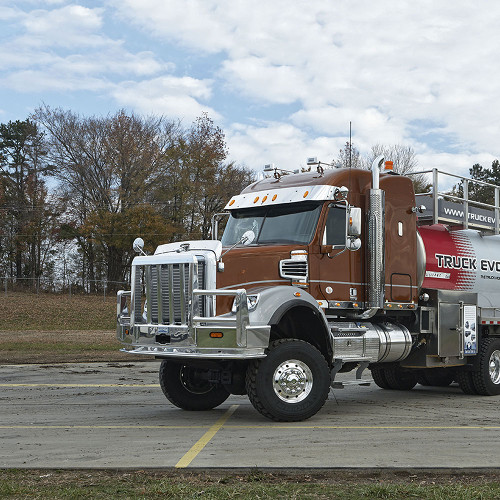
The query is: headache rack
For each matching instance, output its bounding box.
[410,168,500,234]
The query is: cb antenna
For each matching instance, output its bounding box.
[349,121,352,169]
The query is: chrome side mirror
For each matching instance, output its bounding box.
[133,237,146,255]
[347,237,361,251]
[241,230,255,245]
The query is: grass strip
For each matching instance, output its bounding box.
[1,470,500,499]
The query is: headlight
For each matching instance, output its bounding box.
[232,294,260,313]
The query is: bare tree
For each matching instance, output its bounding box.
[364,144,430,193]
[34,106,180,290]
[334,141,363,169]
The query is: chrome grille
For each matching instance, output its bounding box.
[132,257,206,326]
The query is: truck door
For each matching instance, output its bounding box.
[311,204,358,305]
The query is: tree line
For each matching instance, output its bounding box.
[0,107,253,292]
[2,105,494,293]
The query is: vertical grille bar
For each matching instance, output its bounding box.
[168,264,174,324]
[156,265,162,325]
[133,268,142,322]
[160,264,170,324]
[145,266,152,323]
[179,263,186,323]
[149,265,158,323]
[197,259,205,317]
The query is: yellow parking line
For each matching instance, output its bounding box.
[0,425,205,429]
[0,384,159,387]
[175,405,239,469]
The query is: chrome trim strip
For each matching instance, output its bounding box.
[219,279,288,290]
[309,279,419,290]
[225,184,340,209]
[121,346,266,359]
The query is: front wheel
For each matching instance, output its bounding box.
[246,339,331,421]
[159,360,230,410]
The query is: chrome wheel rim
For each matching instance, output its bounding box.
[273,359,313,403]
[489,350,500,385]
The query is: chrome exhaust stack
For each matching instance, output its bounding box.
[367,155,386,310]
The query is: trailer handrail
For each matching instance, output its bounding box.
[408,168,500,234]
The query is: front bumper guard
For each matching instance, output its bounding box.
[117,288,269,359]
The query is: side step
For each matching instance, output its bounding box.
[330,359,372,389]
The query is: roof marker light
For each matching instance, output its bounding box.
[272,194,277,201]
[229,199,235,206]
[385,161,394,171]
[262,195,268,203]
[303,190,309,198]
[254,196,259,203]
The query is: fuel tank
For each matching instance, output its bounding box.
[419,224,500,293]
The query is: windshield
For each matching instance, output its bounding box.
[221,202,322,246]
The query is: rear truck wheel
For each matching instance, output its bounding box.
[246,339,331,422]
[416,372,431,386]
[159,360,230,411]
[417,368,455,387]
[379,365,418,390]
[472,338,500,396]
[456,368,478,395]
[370,366,392,389]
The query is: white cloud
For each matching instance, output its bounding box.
[112,0,500,164]
[226,121,345,172]
[19,5,105,48]
[110,76,219,121]
[2,0,500,175]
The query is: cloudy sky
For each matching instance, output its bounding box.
[1,0,499,182]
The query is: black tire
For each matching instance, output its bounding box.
[383,365,418,390]
[159,360,230,411]
[246,339,331,421]
[418,368,455,387]
[370,366,392,389]
[417,372,431,386]
[456,368,478,395]
[472,338,500,396]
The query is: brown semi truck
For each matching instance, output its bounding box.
[117,157,500,420]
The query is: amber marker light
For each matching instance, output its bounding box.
[210,332,224,338]
[254,196,259,203]
[229,199,235,206]
[293,292,301,297]
[262,195,268,202]
[384,161,394,171]
[272,194,277,201]
[303,190,309,198]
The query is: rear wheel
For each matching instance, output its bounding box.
[370,366,392,389]
[456,368,478,395]
[375,365,418,390]
[472,338,500,396]
[418,368,455,387]
[246,339,331,421]
[159,360,230,410]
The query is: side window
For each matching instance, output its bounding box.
[324,205,346,247]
